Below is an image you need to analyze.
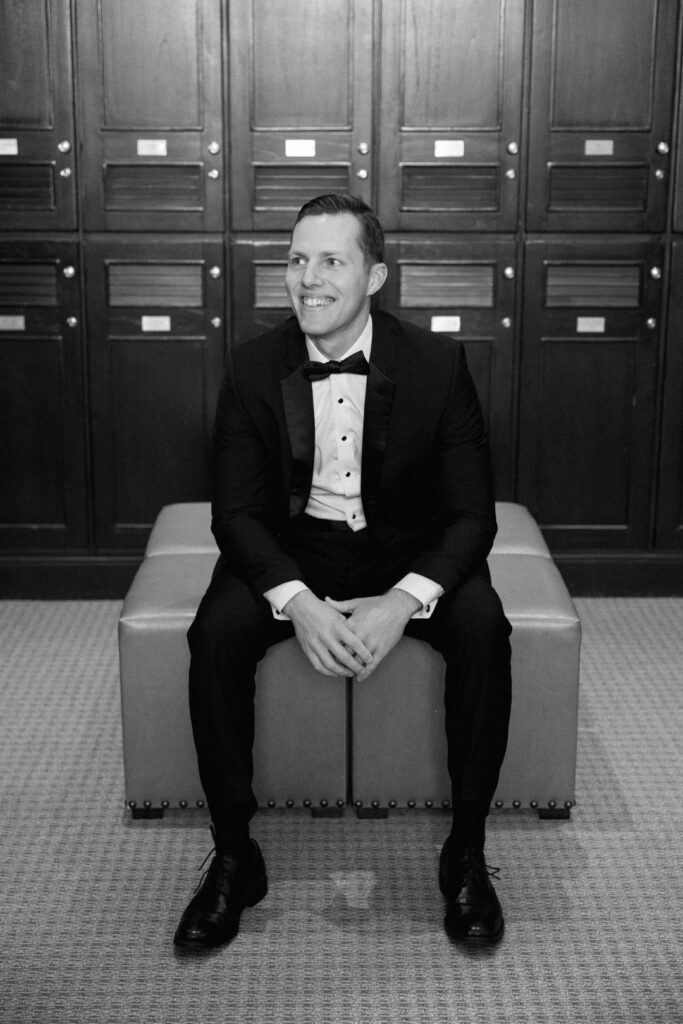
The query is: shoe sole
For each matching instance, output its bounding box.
[444,917,505,946]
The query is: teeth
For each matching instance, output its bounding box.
[302,296,332,307]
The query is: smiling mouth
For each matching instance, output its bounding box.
[301,296,334,308]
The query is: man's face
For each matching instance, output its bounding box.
[285,212,387,356]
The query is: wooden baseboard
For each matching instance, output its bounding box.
[554,552,683,596]
[1,551,682,598]
[0,555,142,598]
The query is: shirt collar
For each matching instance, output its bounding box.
[305,315,373,364]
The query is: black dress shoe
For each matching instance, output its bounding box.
[438,838,504,945]
[173,839,268,949]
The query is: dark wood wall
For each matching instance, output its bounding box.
[1,0,682,595]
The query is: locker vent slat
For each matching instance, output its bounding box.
[105,164,203,211]
[549,165,648,211]
[254,263,288,308]
[254,166,350,209]
[0,263,58,306]
[546,264,641,308]
[0,165,55,210]
[401,165,499,211]
[400,263,495,308]
[108,263,204,307]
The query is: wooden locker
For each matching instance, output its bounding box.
[0,0,77,230]
[518,236,663,550]
[378,0,525,232]
[76,0,224,232]
[382,236,518,497]
[656,240,683,548]
[229,0,374,230]
[526,0,677,233]
[230,235,292,343]
[85,236,225,549]
[0,238,88,549]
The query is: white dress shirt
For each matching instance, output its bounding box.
[264,316,444,619]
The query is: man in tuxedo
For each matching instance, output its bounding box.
[174,193,512,950]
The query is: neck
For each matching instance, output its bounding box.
[308,314,371,361]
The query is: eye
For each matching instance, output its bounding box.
[288,255,305,267]
[326,257,341,267]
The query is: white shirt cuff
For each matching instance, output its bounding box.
[263,580,310,620]
[393,573,444,619]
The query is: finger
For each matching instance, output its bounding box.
[337,624,374,666]
[309,648,349,677]
[325,596,359,613]
[327,639,370,676]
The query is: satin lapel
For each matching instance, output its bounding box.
[362,322,397,517]
[281,363,315,518]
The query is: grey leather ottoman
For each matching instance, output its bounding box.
[119,502,580,818]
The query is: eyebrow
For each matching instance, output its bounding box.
[287,249,345,259]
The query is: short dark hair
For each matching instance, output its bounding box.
[293,193,385,266]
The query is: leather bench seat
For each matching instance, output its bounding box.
[119,502,580,817]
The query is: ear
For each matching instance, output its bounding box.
[366,262,388,297]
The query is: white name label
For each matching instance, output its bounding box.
[0,138,19,156]
[577,316,606,333]
[285,139,316,158]
[585,139,614,156]
[141,315,171,332]
[137,139,168,157]
[0,315,25,331]
[434,140,465,158]
[431,316,461,333]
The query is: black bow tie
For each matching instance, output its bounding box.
[302,350,370,382]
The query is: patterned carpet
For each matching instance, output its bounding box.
[1,598,682,1024]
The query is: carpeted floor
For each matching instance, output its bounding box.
[1,598,682,1024]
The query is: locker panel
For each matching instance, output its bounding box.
[656,240,683,547]
[0,0,77,229]
[77,0,224,231]
[229,0,373,230]
[251,0,350,129]
[0,239,88,549]
[382,236,518,497]
[378,0,524,231]
[527,0,676,232]
[86,236,225,549]
[518,237,662,549]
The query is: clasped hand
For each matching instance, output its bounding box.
[283,588,421,682]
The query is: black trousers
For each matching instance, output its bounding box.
[187,517,512,843]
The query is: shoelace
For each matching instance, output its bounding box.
[192,846,217,895]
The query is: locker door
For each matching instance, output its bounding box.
[518,237,662,549]
[229,0,373,231]
[0,0,77,230]
[378,0,525,232]
[76,0,224,232]
[656,240,683,548]
[231,236,291,343]
[86,237,225,549]
[0,239,87,549]
[527,0,677,233]
[382,236,518,496]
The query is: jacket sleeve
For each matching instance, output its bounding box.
[407,343,497,593]
[210,357,304,598]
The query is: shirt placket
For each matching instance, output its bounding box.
[330,376,363,527]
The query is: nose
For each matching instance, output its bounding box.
[301,260,322,288]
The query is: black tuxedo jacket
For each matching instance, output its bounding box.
[211,311,497,600]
